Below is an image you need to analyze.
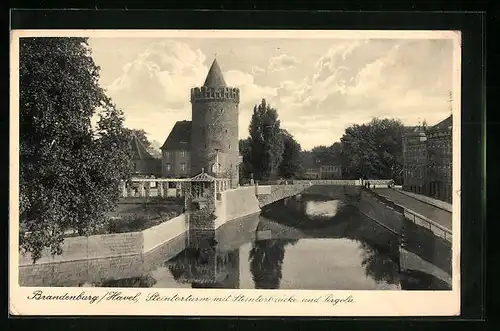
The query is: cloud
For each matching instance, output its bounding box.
[268,54,301,72]
[251,65,266,76]
[106,40,208,111]
[269,39,454,149]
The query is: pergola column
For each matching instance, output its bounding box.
[158,181,165,197]
[120,180,127,198]
[139,182,145,197]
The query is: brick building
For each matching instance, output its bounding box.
[426,116,453,202]
[160,59,242,188]
[402,125,428,194]
[402,115,452,202]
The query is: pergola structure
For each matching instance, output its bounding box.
[185,170,232,211]
[119,169,232,199]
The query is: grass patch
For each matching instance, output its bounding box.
[63,199,185,237]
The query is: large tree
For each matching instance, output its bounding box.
[19,37,132,262]
[340,118,404,180]
[310,142,343,166]
[278,130,302,179]
[239,138,252,182]
[248,99,284,180]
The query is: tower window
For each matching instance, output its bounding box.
[229,144,231,150]
[220,108,223,113]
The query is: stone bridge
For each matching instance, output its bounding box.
[255,184,312,208]
[254,178,389,208]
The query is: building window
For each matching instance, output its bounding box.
[225,129,228,134]
[165,151,170,158]
[166,163,172,172]
[228,144,231,150]
[180,150,186,157]
[180,163,186,172]
[220,108,223,113]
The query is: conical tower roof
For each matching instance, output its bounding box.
[203,58,227,87]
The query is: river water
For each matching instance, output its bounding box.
[91,193,416,290]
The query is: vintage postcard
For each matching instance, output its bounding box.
[9,29,461,316]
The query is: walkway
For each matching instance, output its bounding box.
[373,188,452,231]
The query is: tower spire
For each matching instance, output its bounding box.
[203,58,227,87]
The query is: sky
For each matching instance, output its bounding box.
[87,34,456,150]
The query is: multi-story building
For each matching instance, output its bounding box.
[402,115,452,203]
[160,120,191,178]
[320,164,342,179]
[426,116,453,202]
[402,125,428,194]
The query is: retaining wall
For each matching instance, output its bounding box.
[142,214,187,252]
[19,214,188,267]
[215,186,261,228]
[354,190,405,235]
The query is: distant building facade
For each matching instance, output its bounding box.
[160,59,241,188]
[402,115,452,202]
[320,165,342,179]
[304,168,320,179]
[302,165,342,180]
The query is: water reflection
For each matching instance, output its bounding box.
[95,274,157,288]
[248,239,298,289]
[359,241,400,285]
[304,199,346,219]
[166,229,241,289]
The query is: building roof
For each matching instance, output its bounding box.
[161,120,192,150]
[130,134,155,160]
[203,58,227,87]
[430,115,452,131]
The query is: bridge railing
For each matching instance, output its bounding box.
[403,209,452,244]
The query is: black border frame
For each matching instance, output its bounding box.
[7,8,486,328]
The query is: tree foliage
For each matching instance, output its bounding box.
[239,138,252,183]
[340,118,404,180]
[124,128,150,148]
[19,37,132,262]
[248,99,284,180]
[278,130,302,179]
[124,128,161,158]
[310,143,343,166]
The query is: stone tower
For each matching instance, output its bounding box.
[190,58,240,188]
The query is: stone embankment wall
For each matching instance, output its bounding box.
[354,190,405,235]
[19,214,188,286]
[215,186,261,228]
